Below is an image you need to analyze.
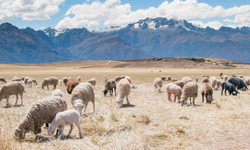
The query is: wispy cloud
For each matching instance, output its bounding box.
[0,0,64,21]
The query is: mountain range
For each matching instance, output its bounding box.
[1,17,250,63]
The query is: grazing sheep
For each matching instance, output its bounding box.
[115,76,125,83]
[216,80,222,90]
[221,81,239,96]
[88,77,96,89]
[201,77,209,84]
[166,75,171,81]
[228,77,248,91]
[66,79,79,94]
[161,76,167,81]
[182,76,193,84]
[0,76,7,84]
[166,83,182,102]
[116,79,131,108]
[30,78,38,86]
[125,76,132,84]
[27,79,33,87]
[210,76,217,90]
[180,82,198,106]
[244,77,250,86]
[42,77,58,90]
[51,89,64,98]
[103,79,116,96]
[171,78,177,82]
[173,80,185,89]
[0,82,25,106]
[77,76,81,83]
[47,110,82,139]
[154,77,162,93]
[63,77,69,86]
[71,82,95,115]
[59,79,63,86]
[14,96,67,140]
[201,82,213,104]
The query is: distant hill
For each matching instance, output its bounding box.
[95,17,250,63]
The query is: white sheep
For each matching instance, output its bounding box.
[14,96,67,139]
[210,76,217,90]
[201,82,213,104]
[88,77,96,89]
[154,77,162,93]
[181,76,193,84]
[173,80,185,89]
[71,82,95,115]
[59,79,63,86]
[180,82,198,106]
[47,110,82,139]
[244,77,250,85]
[116,79,131,108]
[77,76,81,82]
[51,89,64,98]
[42,77,58,90]
[166,83,182,102]
[0,82,25,106]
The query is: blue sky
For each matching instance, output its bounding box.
[1,0,250,31]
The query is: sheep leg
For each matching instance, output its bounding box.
[20,92,23,106]
[193,96,195,106]
[202,93,204,103]
[174,95,177,103]
[6,96,10,106]
[221,88,223,95]
[92,101,95,113]
[168,93,171,101]
[75,121,82,138]
[84,103,88,112]
[126,97,130,105]
[14,94,19,106]
[67,124,74,138]
[53,85,56,90]
[114,87,116,96]
[47,85,49,90]
[58,126,65,139]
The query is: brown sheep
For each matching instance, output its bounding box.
[66,79,79,94]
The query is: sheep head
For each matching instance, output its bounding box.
[14,128,24,140]
[73,101,85,115]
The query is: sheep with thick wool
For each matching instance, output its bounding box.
[180,82,198,106]
[166,83,182,102]
[71,82,95,115]
[154,77,162,93]
[116,79,131,108]
[42,77,58,90]
[47,110,82,139]
[0,82,25,106]
[201,82,213,104]
[103,79,116,96]
[14,96,67,140]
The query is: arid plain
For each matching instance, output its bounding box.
[0,57,250,150]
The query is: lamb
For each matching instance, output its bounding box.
[51,89,64,98]
[153,77,162,93]
[59,79,63,86]
[14,96,67,139]
[77,76,81,82]
[201,82,213,104]
[42,77,58,90]
[166,83,182,102]
[221,81,239,96]
[0,76,7,84]
[66,79,79,94]
[210,76,217,90]
[173,80,185,89]
[63,77,69,86]
[228,77,248,91]
[181,76,193,84]
[103,79,116,96]
[88,77,96,89]
[244,77,250,86]
[116,79,131,108]
[216,80,222,90]
[0,82,25,106]
[180,82,198,106]
[27,79,33,87]
[201,77,209,84]
[71,82,95,115]
[46,110,82,139]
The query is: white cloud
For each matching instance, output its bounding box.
[0,0,64,21]
[189,20,223,30]
[55,0,250,31]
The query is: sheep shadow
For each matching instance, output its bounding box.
[2,104,23,108]
[122,104,135,108]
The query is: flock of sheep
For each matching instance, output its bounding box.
[0,73,249,140]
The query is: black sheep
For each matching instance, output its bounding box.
[221,81,239,96]
[228,77,248,91]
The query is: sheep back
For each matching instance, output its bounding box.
[181,82,198,101]
[173,80,185,89]
[182,76,193,84]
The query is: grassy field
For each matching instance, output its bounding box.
[0,58,250,149]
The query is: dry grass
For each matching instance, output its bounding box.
[0,59,250,149]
